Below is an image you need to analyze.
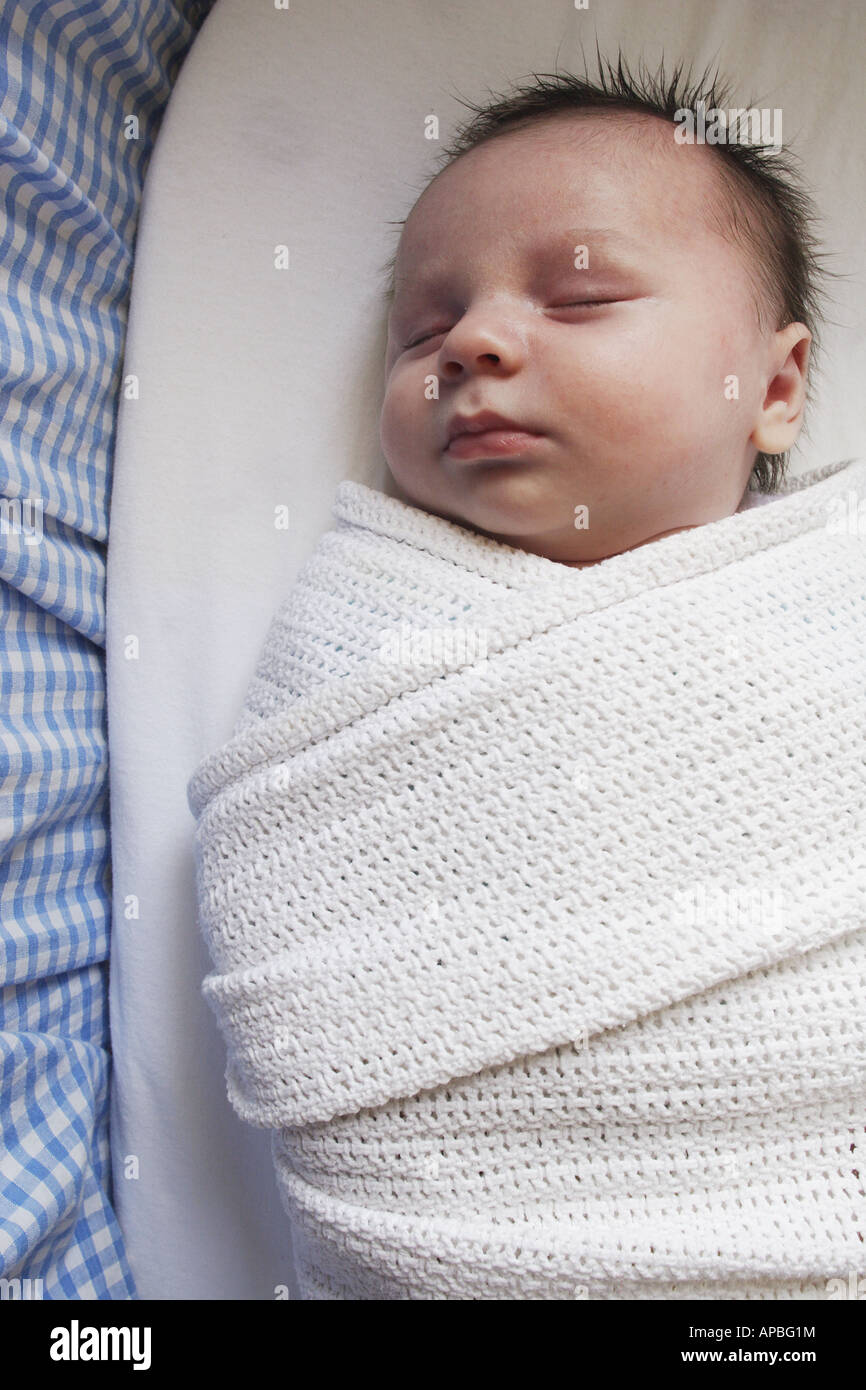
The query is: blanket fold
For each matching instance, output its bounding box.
[188,456,866,1299]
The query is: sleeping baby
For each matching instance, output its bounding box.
[188,58,866,1301]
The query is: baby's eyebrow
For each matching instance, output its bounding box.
[560,227,638,246]
[546,227,644,264]
[390,227,643,308]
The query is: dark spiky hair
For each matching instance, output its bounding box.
[381,49,838,493]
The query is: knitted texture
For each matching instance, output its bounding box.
[187,457,866,1300]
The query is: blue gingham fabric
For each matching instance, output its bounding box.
[1,0,214,1300]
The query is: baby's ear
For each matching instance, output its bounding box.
[750,324,811,455]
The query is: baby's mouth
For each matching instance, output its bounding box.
[445,428,546,461]
[444,409,546,460]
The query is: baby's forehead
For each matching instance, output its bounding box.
[399,116,729,261]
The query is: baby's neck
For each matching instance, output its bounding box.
[555,523,701,567]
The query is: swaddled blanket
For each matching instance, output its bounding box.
[187,456,866,1301]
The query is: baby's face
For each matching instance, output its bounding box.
[380,113,807,566]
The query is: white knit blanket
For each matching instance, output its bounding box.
[187,457,866,1301]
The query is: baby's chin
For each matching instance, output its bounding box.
[387,472,618,563]
[390,459,563,525]
[435,465,577,537]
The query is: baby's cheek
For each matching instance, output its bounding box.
[380,379,422,469]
